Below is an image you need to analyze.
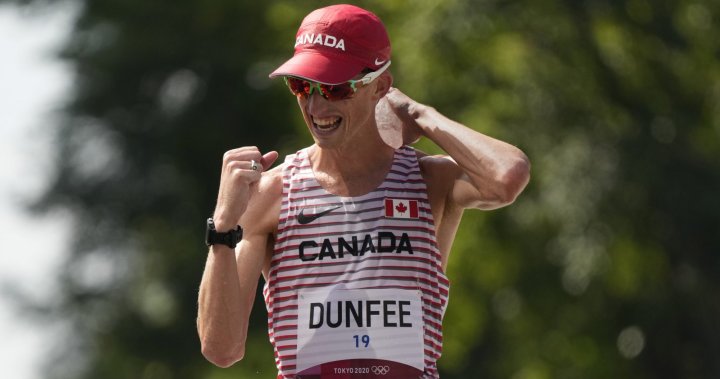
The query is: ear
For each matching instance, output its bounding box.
[373,71,394,100]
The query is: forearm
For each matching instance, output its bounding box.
[197,147,278,367]
[197,246,249,367]
[413,103,531,205]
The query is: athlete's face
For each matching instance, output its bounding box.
[296,73,390,150]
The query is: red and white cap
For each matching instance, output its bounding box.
[269,4,391,85]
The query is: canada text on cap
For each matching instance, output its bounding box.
[269,4,391,85]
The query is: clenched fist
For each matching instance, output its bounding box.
[213,146,279,232]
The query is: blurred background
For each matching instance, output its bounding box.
[1,0,718,378]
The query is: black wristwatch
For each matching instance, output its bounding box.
[205,218,243,249]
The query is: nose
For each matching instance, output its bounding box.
[306,90,329,113]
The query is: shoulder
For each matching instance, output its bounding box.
[415,149,462,210]
[240,162,286,234]
[414,149,464,248]
[259,162,285,194]
[416,149,462,187]
[255,162,286,210]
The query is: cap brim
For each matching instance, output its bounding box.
[269,51,365,85]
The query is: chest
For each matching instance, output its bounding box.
[312,169,389,198]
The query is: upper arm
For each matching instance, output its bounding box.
[422,154,530,212]
[421,155,494,211]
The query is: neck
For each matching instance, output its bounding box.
[308,133,396,197]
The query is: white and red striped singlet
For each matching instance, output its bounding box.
[264,146,450,379]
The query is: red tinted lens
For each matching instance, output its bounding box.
[286,77,310,97]
[319,83,355,101]
[285,78,356,101]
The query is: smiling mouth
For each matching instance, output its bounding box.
[313,116,342,133]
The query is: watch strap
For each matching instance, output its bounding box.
[205,218,243,249]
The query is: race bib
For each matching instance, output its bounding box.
[296,288,425,378]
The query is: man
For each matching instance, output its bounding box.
[197,4,530,378]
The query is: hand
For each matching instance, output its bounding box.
[213,147,279,231]
[375,87,424,148]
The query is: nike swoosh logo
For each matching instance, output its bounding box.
[296,205,342,225]
[374,58,387,66]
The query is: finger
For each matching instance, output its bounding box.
[223,146,262,164]
[384,87,412,108]
[224,146,259,157]
[244,151,278,174]
[226,160,260,174]
[384,87,400,100]
[260,151,280,171]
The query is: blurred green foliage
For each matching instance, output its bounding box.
[3,0,719,378]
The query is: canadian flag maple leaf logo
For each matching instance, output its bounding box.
[395,202,408,214]
[385,198,419,219]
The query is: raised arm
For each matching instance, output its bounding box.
[383,88,530,211]
[197,147,279,367]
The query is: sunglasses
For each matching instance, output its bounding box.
[283,60,391,101]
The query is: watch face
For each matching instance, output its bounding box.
[205,218,216,246]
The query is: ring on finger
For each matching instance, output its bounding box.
[250,160,258,171]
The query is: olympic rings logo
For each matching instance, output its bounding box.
[371,365,390,375]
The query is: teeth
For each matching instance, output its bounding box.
[313,117,340,130]
[314,116,340,127]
